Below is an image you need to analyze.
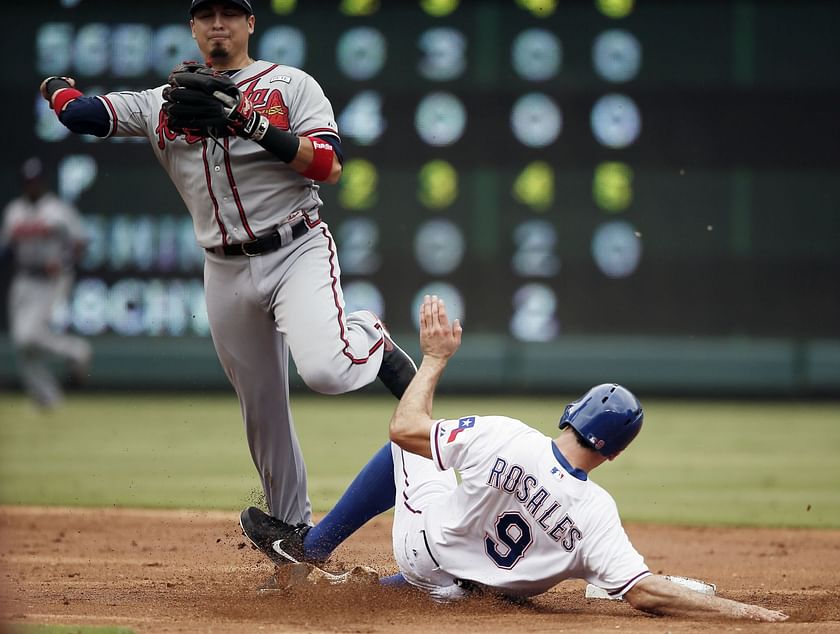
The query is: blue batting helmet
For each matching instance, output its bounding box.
[558,384,644,456]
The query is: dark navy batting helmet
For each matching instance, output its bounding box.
[558,384,643,456]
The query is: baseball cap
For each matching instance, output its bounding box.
[189,0,253,15]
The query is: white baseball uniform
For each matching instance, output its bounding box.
[1,192,91,407]
[63,60,386,523]
[391,415,651,602]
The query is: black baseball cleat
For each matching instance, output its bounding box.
[377,328,418,399]
[240,506,311,566]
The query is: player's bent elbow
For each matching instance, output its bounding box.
[388,421,408,445]
[389,416,434,459]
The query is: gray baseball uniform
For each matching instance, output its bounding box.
[2,190,91,408]
[84,61,385,523]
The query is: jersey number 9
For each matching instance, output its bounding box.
[484,511,533,569]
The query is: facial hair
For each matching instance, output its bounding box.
[207,37,231,62]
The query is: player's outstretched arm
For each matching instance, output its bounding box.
[389,295,462,458]
[39,76,111,137]
[623,575,788,622]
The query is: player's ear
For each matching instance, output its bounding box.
[189,20,196,39]
[247,15,255,34]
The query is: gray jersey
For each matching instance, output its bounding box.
[98,61,340,247]
[1,193,87,273]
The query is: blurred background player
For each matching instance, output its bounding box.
[241,295,788,623]
[1,157,91,410]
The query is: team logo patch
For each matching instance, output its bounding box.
[447,416,476,443]
[155,109,204,148]
[271,75,292,84]
[258,89,290,130]
[587,434,606,450]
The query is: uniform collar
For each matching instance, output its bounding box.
[551,441,588,481]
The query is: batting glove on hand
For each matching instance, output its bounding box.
[40,76,77,104]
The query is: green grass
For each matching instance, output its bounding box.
[0,393,838,528]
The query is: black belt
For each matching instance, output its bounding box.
[205,221,309,257]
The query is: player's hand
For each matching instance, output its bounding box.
[419,294,462,361]
[737,604,789,622]
[40,76,76,103]
[213,89,266,139]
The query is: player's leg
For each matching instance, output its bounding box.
[390,444,467,600]
[266,223,414,397]
[9,277,64,408]
[240,441,396,567]
[303,442,396,562]
[35,275,92,371]
[16,346,64,408]
[204,253,311,524]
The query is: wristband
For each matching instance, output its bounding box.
[300,137,335,181]
[52,88,83,114]
[247,113,270,141]
[256,126,300,163]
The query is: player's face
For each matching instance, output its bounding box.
[190,3,255,66]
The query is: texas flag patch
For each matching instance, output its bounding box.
[446,416,476,443]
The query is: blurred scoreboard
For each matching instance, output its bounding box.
[9,0,840,341]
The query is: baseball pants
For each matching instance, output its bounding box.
[390,443,468,602]
[9,273,91,407]
[204,219,385,524]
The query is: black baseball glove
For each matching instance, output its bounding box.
[162,62,265,139]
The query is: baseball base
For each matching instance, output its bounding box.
[584,575,717,600]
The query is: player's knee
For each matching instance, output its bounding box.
[297,365,349,395]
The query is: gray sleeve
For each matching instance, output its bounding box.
[288,73,340,140]
[98,87,164,139]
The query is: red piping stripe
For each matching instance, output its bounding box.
[432,421,445,470]
[401,450,422,514]
[99,96,119,137]
[222,137,256,240]
[235,63,280,88]
[201,139,228,245]
[319,225,384,365]
[302,128,341,140]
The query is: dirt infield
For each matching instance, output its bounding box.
[1,507,838,633]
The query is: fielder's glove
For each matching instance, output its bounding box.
[162,62,267,140]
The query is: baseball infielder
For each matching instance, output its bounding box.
[40,0,415,535]
[242,296,788,622]
[1,158,91,409]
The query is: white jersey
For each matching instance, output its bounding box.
[424,415,650,598]
[97,60,340,248]
[1,193,87,273]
